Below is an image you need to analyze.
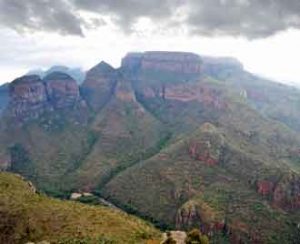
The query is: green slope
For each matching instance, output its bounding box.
[2,55,300,243]
[0,172,161,244]
[101,78,300,243]
[102,121,300,243]
[66,78,169,191]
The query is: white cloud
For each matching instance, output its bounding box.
[1,26,300,84]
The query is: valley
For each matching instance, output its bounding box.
[1,51,300,243]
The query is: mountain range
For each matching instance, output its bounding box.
[1,51,300,243]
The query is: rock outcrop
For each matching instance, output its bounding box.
[176,200,224,234]
[272,173,300,210]
[256,180,274,196]
[8,75,49,120]
[81,61,118,111]
[44,72,80,109]
[188,124,224,166]
[255,174,300,210]
[122,51,202,74]
[7,73,85,121]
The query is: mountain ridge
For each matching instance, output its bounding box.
[1,51,300,243]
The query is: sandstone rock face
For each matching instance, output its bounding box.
[273,174,300,210]
[7,73,84,121]
[8,75,49,120]
[81,61,118,111]
[121,52,144,71]
[176,201,201,229]
[188,141,219,166]
[176,200,224,235]
[188,126,224,166]
[122,51,202,74]
[256,180,274,196]
[255,174,300,210]
[44,72,80,109]
[115,78,137,102]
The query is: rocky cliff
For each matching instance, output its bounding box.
[81,61,118,111]
[3,51,300,243]
[122,51,202,74]
[44,72,81,109]
[8,75,49,120]
[7,72,85,121]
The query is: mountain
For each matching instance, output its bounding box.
[1,51,300,243]
[0,172,160,243]
[27,65,86,84]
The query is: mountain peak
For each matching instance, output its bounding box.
[90,61,115,74]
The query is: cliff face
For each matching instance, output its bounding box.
[81,61,118,111]
[7,73,84,121]
[3,51,300,243]
[44,72,80,109]
[122,51,202,74]
[8,75,49,120]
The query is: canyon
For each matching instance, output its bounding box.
[1,51,300,243]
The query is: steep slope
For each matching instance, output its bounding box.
[0,172,160,244]
[81,61,118,112]
[0,73,91,195]
[68,70,169,191]
[0,63,168,196]
[100,54,300,242]
[2,51,300,243]
[201,58,300,132]
[103,117,300,243]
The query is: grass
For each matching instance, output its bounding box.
[0,172,161,244]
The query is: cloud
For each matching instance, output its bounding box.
[0,0,84,36]
[73,0,300,38]
[1,0,300,38]
[73,0,181,32]
[186,0,300,38]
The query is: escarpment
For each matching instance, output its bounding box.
[7,72,84,121]
[2,51,300,243]
[122,51,202,74]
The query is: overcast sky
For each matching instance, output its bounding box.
[1,0,300,84]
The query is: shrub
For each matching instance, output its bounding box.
[162,232,176,244]
[185,229,209,244]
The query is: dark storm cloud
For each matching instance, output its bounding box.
[187,0,300,38]
[73,0,181,31]
[0,0,83,36]
[1,0,300,38]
